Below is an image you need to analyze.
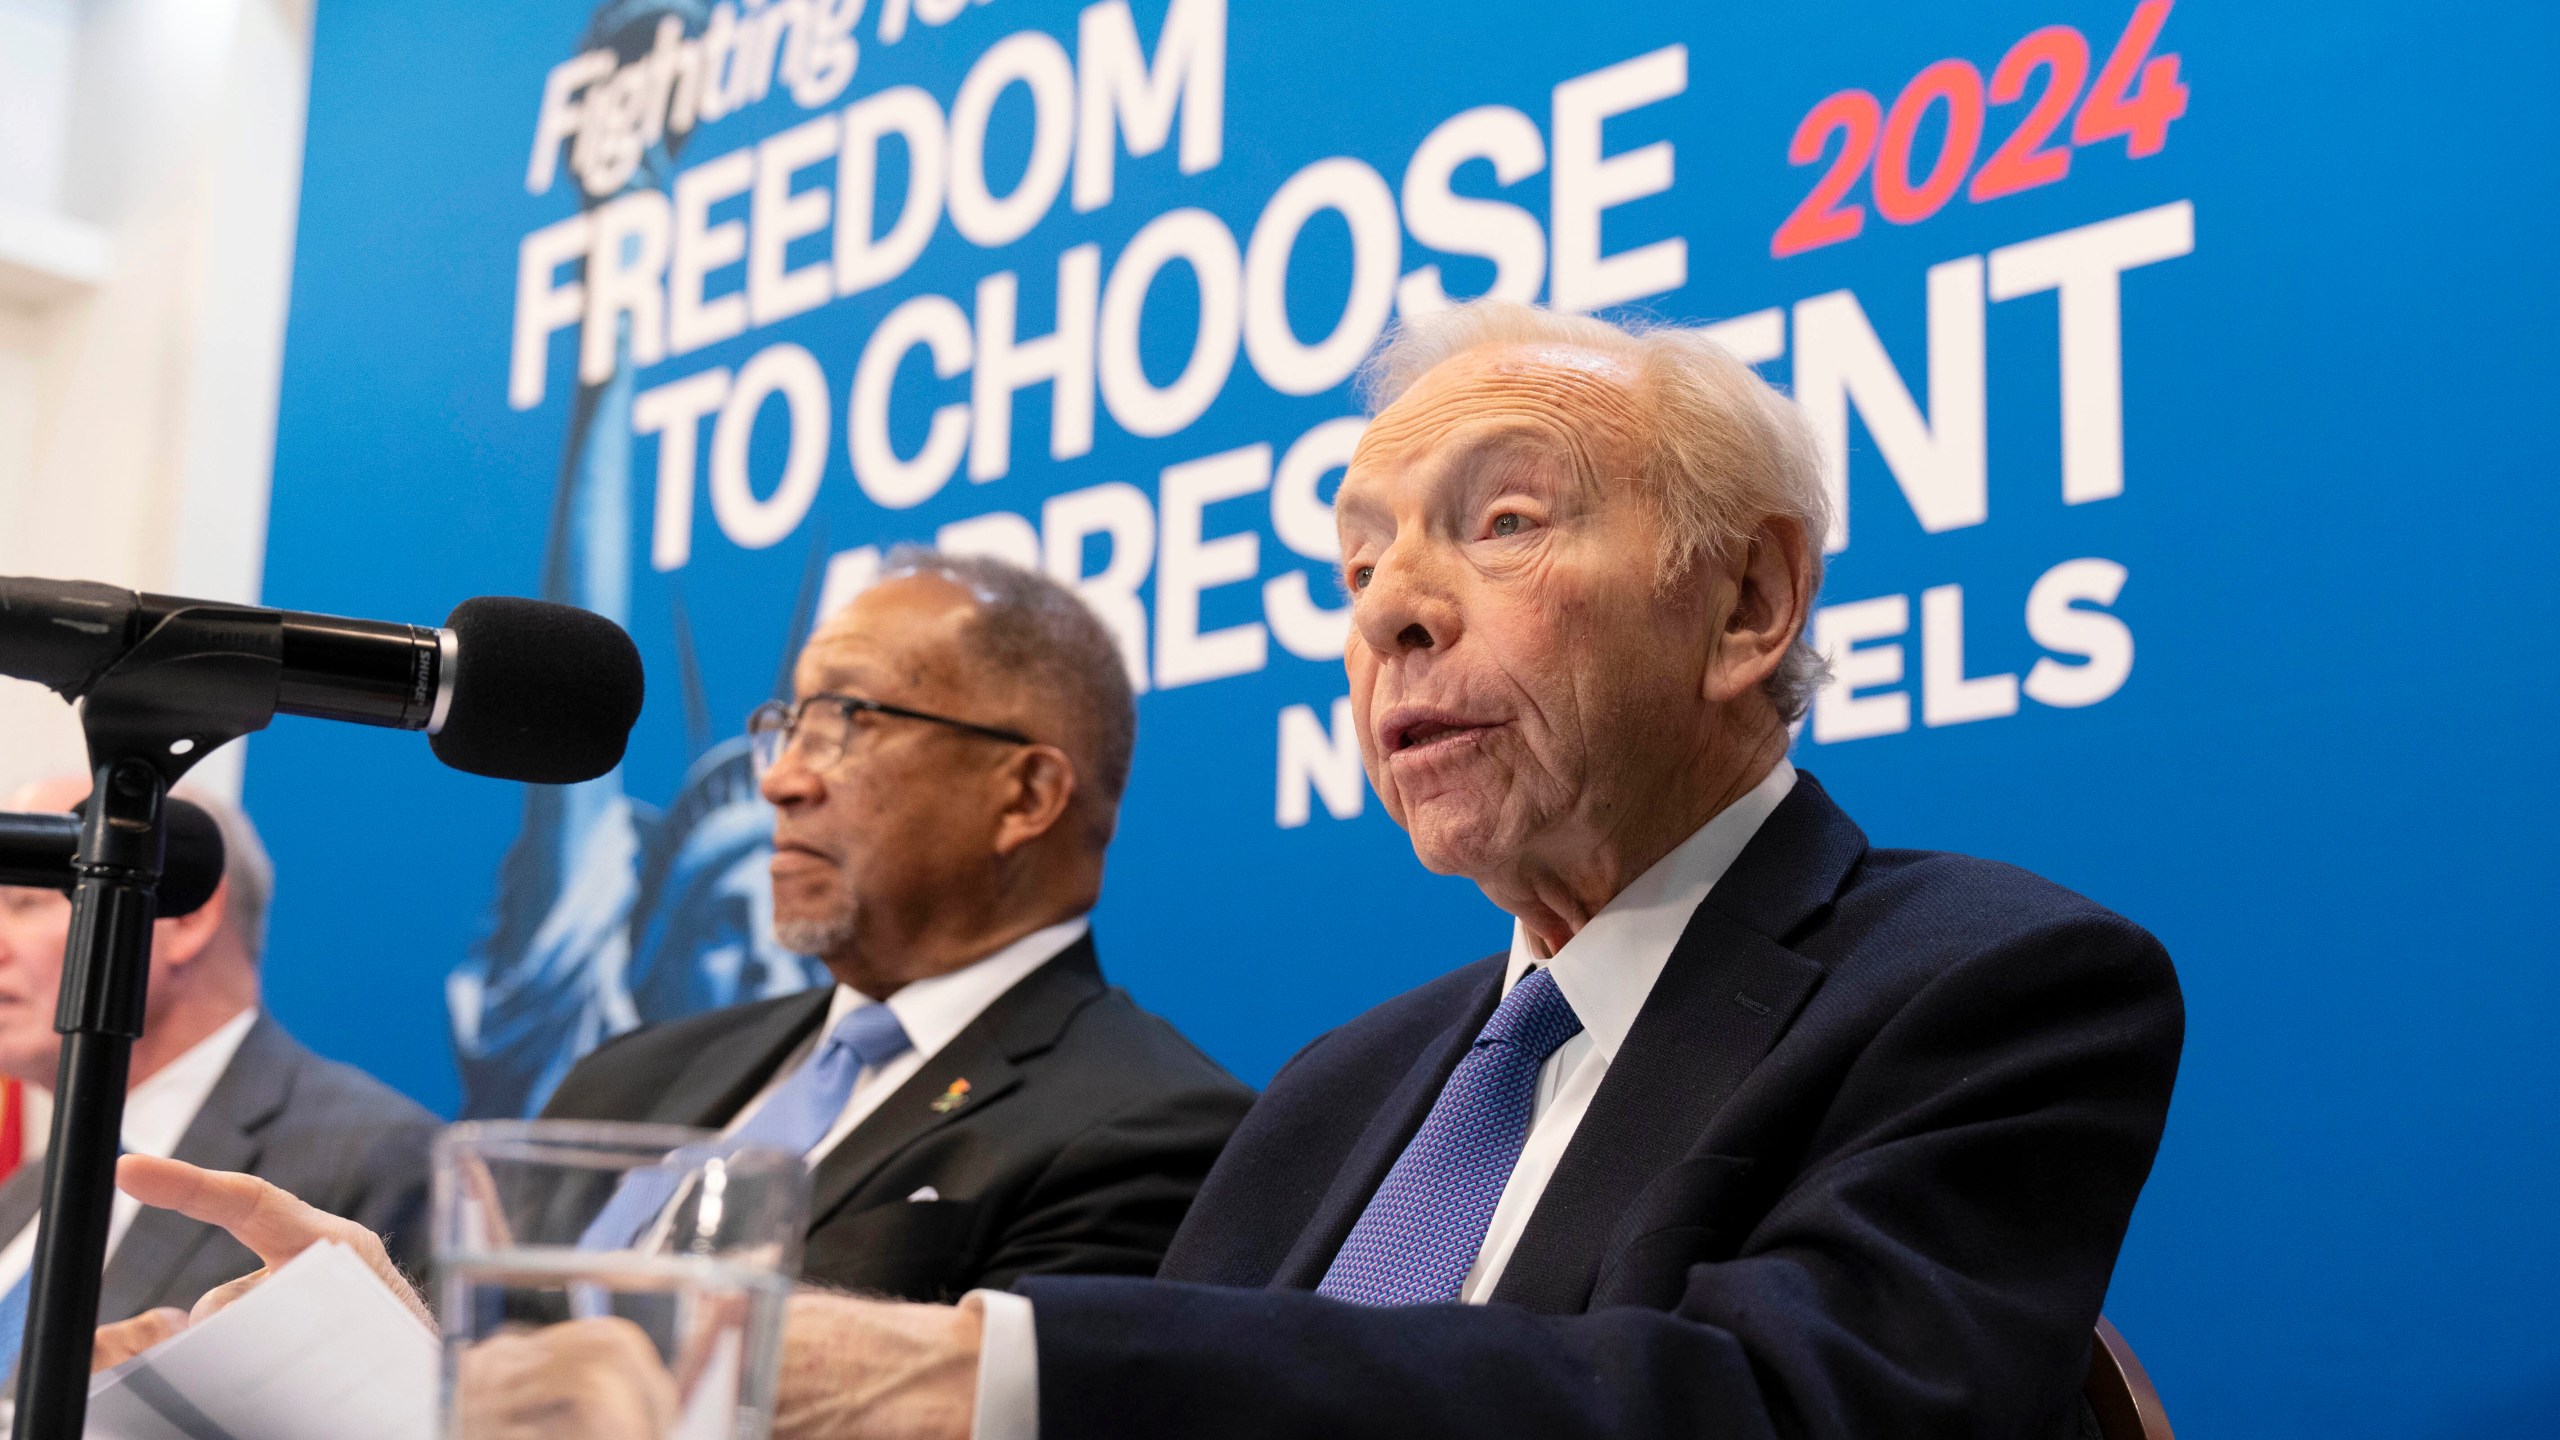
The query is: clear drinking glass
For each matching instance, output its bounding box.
[433,1120,810,1440]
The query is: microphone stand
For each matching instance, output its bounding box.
[8,605,280,1440]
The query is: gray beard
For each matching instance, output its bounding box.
[774,907,855,959]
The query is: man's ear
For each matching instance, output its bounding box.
[1704,515,1814,705]
[991,746,1080,856]
[151,878,230,973]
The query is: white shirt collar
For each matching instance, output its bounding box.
[1503,761,1797,1061]
[120,1006,259,1159]
[819,915,1091,1064]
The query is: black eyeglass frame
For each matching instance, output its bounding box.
[747,692,1036,772]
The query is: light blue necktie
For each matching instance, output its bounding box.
[0,1261,29,1373]
[580,1001,912,1252]
[1317,967,1583,1306]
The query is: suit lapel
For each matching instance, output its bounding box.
[1489,772,1867,1314]
[1269,963,1505,1292]
[101,1014,299,1320]
[1487,910,1823,1312]
[801,937,1105,1230]
[654,989,834,1128]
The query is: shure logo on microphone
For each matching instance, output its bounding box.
[525,0,1009,199]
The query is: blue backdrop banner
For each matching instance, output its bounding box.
[252,3,2559,1436]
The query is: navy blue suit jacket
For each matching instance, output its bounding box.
[1017,773,2183,1440]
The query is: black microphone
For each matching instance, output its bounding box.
[0,578,645,785]
[0,797,227,918]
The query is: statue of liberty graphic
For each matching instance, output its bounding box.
[446,0,836,1117]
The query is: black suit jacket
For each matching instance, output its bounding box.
[1017,774,2184,1440]
[540,935,1254,1301]
[0,1012,440,1321]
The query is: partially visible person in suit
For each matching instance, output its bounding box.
[538,549,1253,1301]
[0,778,438,1355]
[97,300,2184,1440]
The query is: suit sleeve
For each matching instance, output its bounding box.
[972,1081,1256,1292]
[342,1104,443,1278]
[1018,915,2182,1440]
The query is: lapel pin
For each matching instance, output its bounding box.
[930,1078,972,1114]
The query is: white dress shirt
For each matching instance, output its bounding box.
[968,764,1797,1440]
[725,916,1090,1164]
[0,1006,260,1294]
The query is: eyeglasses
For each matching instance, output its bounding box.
[746,693,1035,775]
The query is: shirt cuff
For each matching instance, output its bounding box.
[965,1288,1039,1440]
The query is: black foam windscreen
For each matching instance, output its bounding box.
[158,798,227,919]
[429,598,646,785]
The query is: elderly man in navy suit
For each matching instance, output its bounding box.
[107,298,2183,1440]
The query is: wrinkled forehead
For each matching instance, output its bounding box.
[1348,343,1649,493]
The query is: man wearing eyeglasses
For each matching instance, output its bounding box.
[531,547,1254,1302]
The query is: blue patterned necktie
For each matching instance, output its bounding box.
[580,1000,912,1251]
[1318,967,1583,1306]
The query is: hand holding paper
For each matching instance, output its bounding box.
[56,1157,444,1439]
[90,1308,188,1373]
[80,1155,675,1440]
[88,1154,433,1372]
[84,1240,437,1440]
[85,1130,805,1440]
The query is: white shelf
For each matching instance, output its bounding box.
[0,204,109,306]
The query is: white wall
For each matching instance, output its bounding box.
[0,0,311,803]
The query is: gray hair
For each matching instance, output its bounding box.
[878,545,1138,837]
[170,785,275,961]
[1360,301,1833,722]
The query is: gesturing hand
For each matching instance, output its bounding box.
[89,1153,432,1369]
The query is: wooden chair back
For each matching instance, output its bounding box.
[2084,1316,2174,1440]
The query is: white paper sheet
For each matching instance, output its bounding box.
[82,1240,436,1440]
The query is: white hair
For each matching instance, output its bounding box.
[1360,301,1833,721]
[170,785,275,962]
